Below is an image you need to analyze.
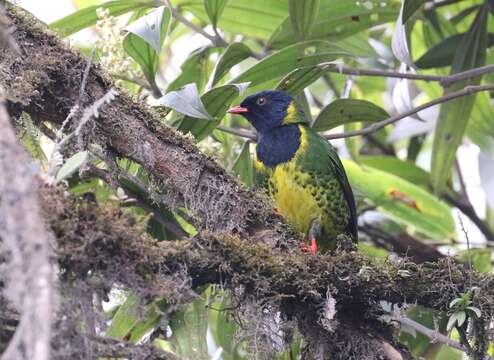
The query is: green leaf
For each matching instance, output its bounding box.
[467,88,494,153]
[231,40,349,88]
[207,290,239,359]
[431,6,488,193]
[178,83,248,140]
[289,0,320,40]
[209,43,253,87]
[343,160,455,239]
[232,141,254,187]
[106,293,141,339]
[359,156,430,190]
[269,0,400,48]
[402,0,425,23]
[276,66,325,96]
[168,47,214,92]
[312,99,389,131]
[204,0,229,28]
[56,151,88,183]
[457,248,492,273]
[125,6,170,53]
[156,83,213,120]
[123,6,171,87]
[178,0,288,40]
[169,296,209,359]
[416,33,494,69]
[49,0,160,36]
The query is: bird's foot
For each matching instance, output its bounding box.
[300,237,318,253]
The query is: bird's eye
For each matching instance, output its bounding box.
[256,97,267,106]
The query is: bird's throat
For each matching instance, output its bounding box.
[256,124,301,168]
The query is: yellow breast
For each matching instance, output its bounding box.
[270,163,322,235]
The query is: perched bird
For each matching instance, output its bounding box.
[228,90,357,252]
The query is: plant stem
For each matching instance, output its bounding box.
[325,84,494,140]
[319,64,494,87]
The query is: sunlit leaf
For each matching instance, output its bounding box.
[359,156,430,189]
[289,0,320,40]
[343,160,455,239]
[312,99,389,131]
[231,41,349,88]
[50,0,159,36]
[269,0,400,48]
[178,0,288,39]
[431,6,488,193]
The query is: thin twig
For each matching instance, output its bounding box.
[325,84,494,140]
[391,313,494,359]
[217,125,257,140]
[319,64,494,87]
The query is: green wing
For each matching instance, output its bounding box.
[325,143,358,241]
[301,126,358,241]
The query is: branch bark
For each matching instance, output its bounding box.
[0,98,55,360]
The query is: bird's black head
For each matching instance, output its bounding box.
[227,90,293,134]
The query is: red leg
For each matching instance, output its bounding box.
[300,236,318,253]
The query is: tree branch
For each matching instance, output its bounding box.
[325,84,494,140]
[390,313,494,358]
[319,64,494,88]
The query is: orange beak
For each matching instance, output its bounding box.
[227,106,249,114]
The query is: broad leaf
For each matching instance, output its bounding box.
[312,99,389,131]
[106,293,141,339]
[50,0,159,36]
[269,0,400,48]
[416,33,494,69]
[230,40,350,88]
[343,160,455,239]
[359,156,430,189]
[289,0,320,40]
[204,0,229,28]
[177,0,288,39]
[123,6,171,87]
[276,66,325,96]
[402,0,425,23]
[169,296,209,359]
[431,6,488,193]
[209,43,253,87]
[125,6,170,54]
[457,248,492,273]
[156,83,212,120]
[178,83,249,140]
